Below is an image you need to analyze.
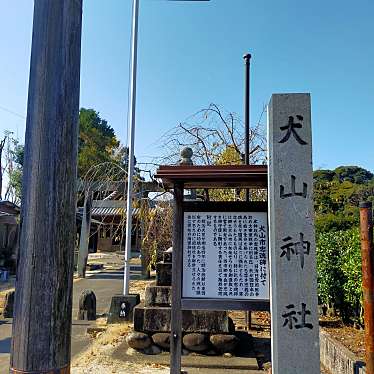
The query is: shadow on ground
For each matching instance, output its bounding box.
[0,337,11,354]
[251,336,271,369]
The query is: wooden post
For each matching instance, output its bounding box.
[359,201,374,374]
[10,1,82,373]
[77,191,93,278]
[170,182,184,374]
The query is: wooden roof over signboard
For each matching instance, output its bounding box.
[155,165,268,189]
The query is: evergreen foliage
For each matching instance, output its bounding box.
[314,165,374,232]
[316,228,362,323]
[78,108,125,178]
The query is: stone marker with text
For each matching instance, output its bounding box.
[268,93,320,374]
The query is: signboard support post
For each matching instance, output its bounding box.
[170,182,184,374]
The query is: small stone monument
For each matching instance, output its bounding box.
[78,289,96,321]
[107,293,140,324]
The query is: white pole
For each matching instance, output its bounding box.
[124,0,139,295]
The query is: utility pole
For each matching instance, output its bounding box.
[359,201,374,374]
[10,1,82,373]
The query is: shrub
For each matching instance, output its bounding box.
[316,228,362,323]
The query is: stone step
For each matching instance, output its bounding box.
[144,284,171,307]
[134,303,233,333]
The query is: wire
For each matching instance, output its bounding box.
[0,105,26,120]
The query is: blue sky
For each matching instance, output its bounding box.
[0,0,373,171]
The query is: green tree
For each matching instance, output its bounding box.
[4,138,24,204]
[313,165,374,232]
[78,108,124,178]
[334,165,373,184]
[7,108,132,201]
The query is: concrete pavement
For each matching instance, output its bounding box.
[0,254,131,373]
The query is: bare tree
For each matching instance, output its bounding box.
[155,103,267,167]
[148,103,268,202]
[0,132,11,200]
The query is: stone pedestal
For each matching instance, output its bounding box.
[108,293,140,323]
[155,262,172,286]
[134,305,230,333]
[130,248,237,355]
[144,284,171,306]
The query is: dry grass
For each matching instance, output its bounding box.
[129,279,153,301]
[71,275,163,373]
[71,319,168,373]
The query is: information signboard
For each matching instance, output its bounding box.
[182,211,269,300]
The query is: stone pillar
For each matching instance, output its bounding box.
[268,94,320,374]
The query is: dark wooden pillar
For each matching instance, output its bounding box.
[170,182,184,374]
[10,1,83,373]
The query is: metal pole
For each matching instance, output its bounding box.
[243,53,251,331]
[359,201,374,374]
[243,53,251,201]
[124,0,139,295]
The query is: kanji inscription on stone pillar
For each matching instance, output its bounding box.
[268,93,320,374]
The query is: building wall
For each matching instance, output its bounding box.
[97,237,121,252]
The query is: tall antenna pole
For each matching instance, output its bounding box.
[244,53,251,202]
[124,0,140,295]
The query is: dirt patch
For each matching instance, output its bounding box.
[322,325,365,361]
[129,279,153,301]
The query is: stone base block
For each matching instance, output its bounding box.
[134,304,229,333]
[156,262,172,286]
[144,284,171,307]
[152,332,170,350]
[107,294,140,323]
[210,334,239,354]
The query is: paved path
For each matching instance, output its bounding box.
[0,255,132,373]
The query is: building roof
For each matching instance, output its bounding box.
[155,165,268,189]
[0,200,20,214]
[77,206,140,219]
